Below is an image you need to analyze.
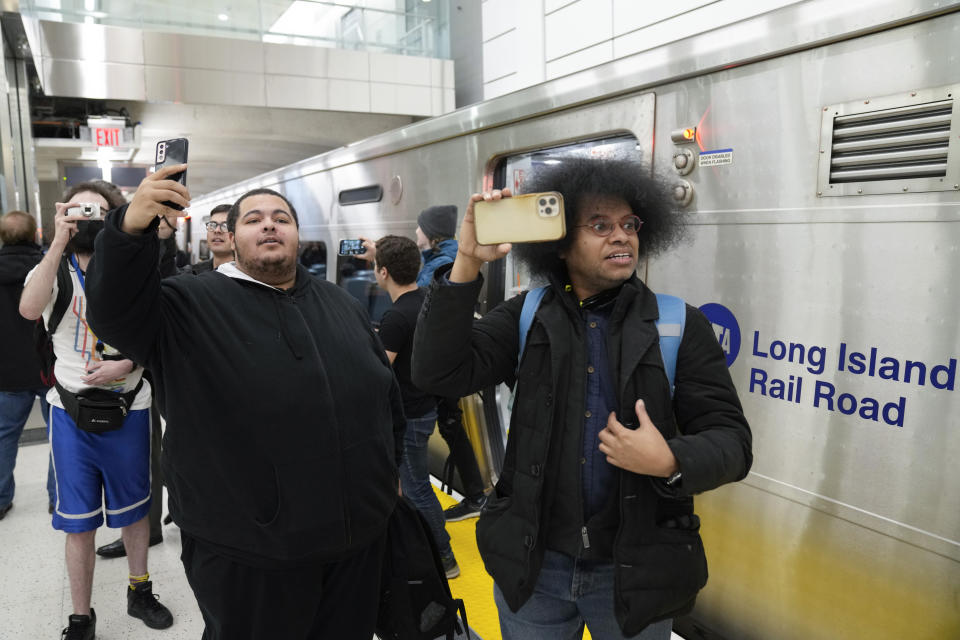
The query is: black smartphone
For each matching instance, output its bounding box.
[155,138,189,210]
[339,239,365,256]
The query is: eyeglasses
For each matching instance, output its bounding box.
[205,221,229,232]
[573,215,644,237]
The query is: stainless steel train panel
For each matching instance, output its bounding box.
[647,11,960,639]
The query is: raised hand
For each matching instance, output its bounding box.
[50,202,89,250]
[122,164,191,234]
[449,189,513,283]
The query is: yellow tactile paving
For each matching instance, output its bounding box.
[436,487,595,640]
[435,488,500,640]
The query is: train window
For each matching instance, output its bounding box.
[336,253,390,327]
[493,134,642,299]
[299,241,327,280]
[338,185,383,205]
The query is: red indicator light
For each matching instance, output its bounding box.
[683,128,696,140]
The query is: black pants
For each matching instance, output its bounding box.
[437,397,485,499]
[148,401,162,538]
[180,531,386,640]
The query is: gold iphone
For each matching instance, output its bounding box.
[473,192,566,245]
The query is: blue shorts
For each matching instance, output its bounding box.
[49,405,152,533]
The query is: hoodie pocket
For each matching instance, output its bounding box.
[271,456,347,547]
[252,465,281,527]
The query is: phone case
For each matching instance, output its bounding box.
[474,192,566,245]
[155,138,189,210]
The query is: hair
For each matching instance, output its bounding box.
[63,179,126,210]
[0,210,36,245]
[209,204,232,218]
[512,157,685,281]
[375,235,421,286]
[227,188,299,233]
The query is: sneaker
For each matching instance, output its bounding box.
[127,581,173,629]
[441,553,460,580]
[443,495,487,522]
[61,608,95,640]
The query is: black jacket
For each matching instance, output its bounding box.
[412,267,752,634]
[86,207,405,566]
[184,258,214,275]
[0,243,44,391]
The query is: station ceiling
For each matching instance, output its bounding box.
[34,100,417,198]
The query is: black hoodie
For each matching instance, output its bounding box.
[86,207,405,567]
[0,243,44,391]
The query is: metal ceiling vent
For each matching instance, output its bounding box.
[817,85,959,196]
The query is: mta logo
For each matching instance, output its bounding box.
[698,303,741,367]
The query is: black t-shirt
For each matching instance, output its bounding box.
[379,289,435,419]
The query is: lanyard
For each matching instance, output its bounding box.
[69,254,85,292]
[68,254,108,358]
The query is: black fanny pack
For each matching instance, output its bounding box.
[55,379,143,434]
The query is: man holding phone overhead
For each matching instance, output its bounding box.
[412,157,752,640]
[85,162,406,640]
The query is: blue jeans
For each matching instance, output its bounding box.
[398,411,452,558]
[494,550,673,640]
[0,389,49,508]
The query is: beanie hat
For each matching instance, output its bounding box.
[417,205,457,241]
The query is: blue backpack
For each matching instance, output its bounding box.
[518,286,686,397]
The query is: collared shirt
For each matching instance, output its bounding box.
[581,294,619,520]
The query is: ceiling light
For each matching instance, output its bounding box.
[218,13,229,22]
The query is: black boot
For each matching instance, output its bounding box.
[127,581,173,629]
[60,608,95,640]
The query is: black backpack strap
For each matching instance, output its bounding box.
[48,256,72,334]
[440,455,455,495]
[454,598,470,639]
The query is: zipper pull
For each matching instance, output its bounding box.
[581,526,591,549]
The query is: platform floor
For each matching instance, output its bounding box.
[1,435,682,639]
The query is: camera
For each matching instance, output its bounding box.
[537,195,558,217]
[67,203,102,219]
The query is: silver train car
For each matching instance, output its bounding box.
[186,1,960,637]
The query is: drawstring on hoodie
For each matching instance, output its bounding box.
[272,295,304,360]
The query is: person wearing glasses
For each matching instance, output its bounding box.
[412,157,752,640]
[186,204,233,274]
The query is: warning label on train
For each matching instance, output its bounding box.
[699,148,733,167]
[698,303,955,429]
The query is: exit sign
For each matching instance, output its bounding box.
[93,127,122,147]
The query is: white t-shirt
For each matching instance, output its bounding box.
[25,259,151,410]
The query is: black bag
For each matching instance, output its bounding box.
[34,257,73,387]
[55,379,142,433]
[376,497,470,640]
